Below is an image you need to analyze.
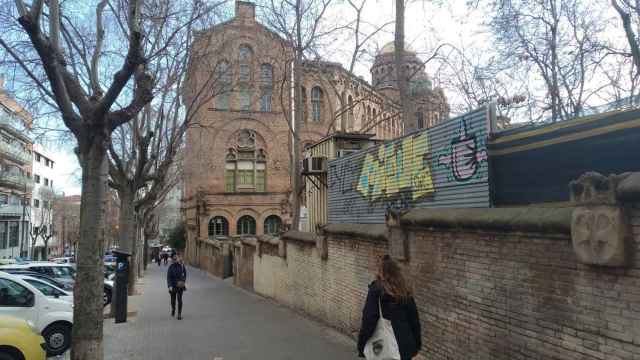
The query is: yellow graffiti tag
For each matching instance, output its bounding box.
[357,131,434,201]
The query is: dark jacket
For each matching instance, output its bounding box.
[167,262,187,288]
[357,280,421,359]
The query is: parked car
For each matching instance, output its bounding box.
[15,275,73,303]
[0,315,47,360]
[0,262,75,290]
[1,270,73,291]
[0,263,113,307]
[50,257,74,264]
[0,272,73,356]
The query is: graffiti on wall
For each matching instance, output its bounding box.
[356,131,434,201]
[437,118,488,182]
[326,106,490,223]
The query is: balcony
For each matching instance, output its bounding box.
[0,139,31,164]
[0,204,26,217]
[0,172,34,191]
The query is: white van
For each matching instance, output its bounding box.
[0,271,73,356]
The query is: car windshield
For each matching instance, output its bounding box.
[32,275,66,289]
[24,279,66,297]
[50,266,75,278]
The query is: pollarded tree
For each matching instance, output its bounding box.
[107,0,226,293]
[0,0,219,358]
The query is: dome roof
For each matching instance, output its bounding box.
[379,41,415,55]
[410,72,433,96]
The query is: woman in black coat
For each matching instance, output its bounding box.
[167,253,187,320]
[357,255,421,360]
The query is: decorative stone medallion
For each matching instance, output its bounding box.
[569,172,631,267]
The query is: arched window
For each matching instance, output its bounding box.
[237,215,256,235]
[416,112,424,129]
[347,95,354,130]
[311,87,323,122]
[301,86,308,121]
[340,91,347,130]
[239,85,251,111]
[260,64,273,112]
[208,216,229,238]
[225,130,267,193]
[260,64,273,85]
[216,60,232,83]
[264,215,282,235]
[215,61,232,110]
[239,44,253,82]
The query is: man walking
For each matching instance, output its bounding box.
[167,253,187,320]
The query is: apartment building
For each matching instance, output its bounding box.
[0,78,33,259]
[30,144,58,260]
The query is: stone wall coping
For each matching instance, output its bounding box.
[257,235,281,246]
[240,237,257,247]
[398,207,573,235]
[281,231,320,245]
[322,224,388,241]
[617,172,640,202]
[202,238,223,248]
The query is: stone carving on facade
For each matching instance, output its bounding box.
[569,172,631,267]
[237,129,256,149]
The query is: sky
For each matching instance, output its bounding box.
[20,0,628,196]
[48,0,479,196]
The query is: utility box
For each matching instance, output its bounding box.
[112,249,131,324]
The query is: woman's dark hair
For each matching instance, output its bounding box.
[378,255,413,301]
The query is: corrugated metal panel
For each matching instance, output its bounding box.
[328,106,490,224]
[307,138,334,231]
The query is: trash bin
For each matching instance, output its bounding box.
[112,249,131,324]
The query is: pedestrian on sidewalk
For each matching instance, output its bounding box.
[167,253,187,320]
[357,255,421,360]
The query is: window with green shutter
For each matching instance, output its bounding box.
[225,168,235,192]
[256,170,265,192]
[225,130,268,193]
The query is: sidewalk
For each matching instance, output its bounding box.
[101,264,357,359]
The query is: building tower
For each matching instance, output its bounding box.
[370,42,450,134]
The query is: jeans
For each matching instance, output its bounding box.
[170,288,184,315]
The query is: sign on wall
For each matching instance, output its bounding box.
[327,106,491,224]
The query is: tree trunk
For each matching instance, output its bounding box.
[394,0,409,134]
[290,0,303,231]
[118,189,138,294]
[71,141,107,360]
[143,223,149,271]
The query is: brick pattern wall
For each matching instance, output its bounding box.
[199,240,224,278]
[249,236,387,335]
[233,243,254,291]
[214,204,640,359]
[410,205,640,360]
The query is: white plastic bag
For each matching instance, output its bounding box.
[363,298,401,360]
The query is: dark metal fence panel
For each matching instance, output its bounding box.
[327,106,490,224]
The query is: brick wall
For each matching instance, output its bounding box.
[206,204,640,359]
[199,240,225,278]
[233,240,254,291]
[248,234,387,335]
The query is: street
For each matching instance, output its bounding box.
[100,264,357,360]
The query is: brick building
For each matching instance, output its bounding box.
[182,1,449,259]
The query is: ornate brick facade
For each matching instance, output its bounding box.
[183,1,449,262]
